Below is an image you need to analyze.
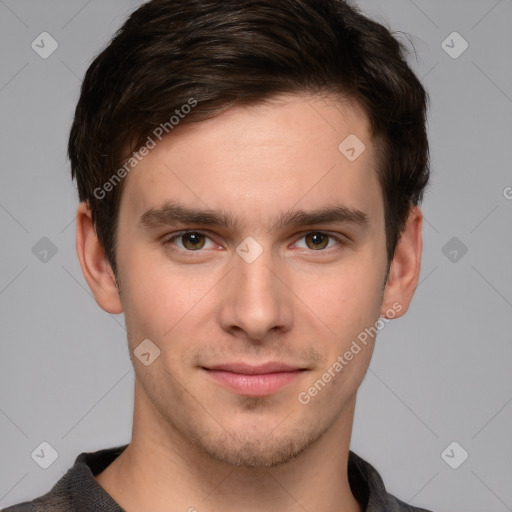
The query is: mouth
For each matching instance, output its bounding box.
[201,362,308,396]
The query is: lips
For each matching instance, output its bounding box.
[202,362,306,396]
[205,362,303,374]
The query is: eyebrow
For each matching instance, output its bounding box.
[138,202,370,231]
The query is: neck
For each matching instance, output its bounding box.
[95,382,362,512]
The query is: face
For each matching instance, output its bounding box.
[107,94,397,467]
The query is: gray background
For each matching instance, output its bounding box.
[1,0,511,510]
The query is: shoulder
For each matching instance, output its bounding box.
[348,450,435,512]
[2,503,33,512]
[390,495,435,512]
[2,492,72,512]
[1,484,81,512]
[2,445,128,512]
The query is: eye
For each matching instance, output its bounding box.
[295,232,342,251]
[164,231,217,251]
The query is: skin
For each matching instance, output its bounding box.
[76,93,423,512]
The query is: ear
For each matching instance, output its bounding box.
[381,206,423,318]
[75,202,123,314]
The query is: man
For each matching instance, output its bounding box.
[3,0,433,510]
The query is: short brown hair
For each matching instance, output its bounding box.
[69,0,430,274]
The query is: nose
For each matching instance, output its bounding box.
[217,244,294,343]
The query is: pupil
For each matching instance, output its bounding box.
[184,233,203,249]
[308,232,328,250]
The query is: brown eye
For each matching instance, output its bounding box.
[181,232,206,250]
[305,232,330,250]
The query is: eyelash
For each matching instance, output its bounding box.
[162,230,347,254]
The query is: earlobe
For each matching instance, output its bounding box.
[75,202,123,314]
[381,206,423,319]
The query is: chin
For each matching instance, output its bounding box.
[188,418,329,468]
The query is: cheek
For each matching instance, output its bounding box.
[294,261,384,333]
[118,247,218,347]
[117,248,175,342]
[294,268,382,404]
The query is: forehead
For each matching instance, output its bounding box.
[119,93,382,229]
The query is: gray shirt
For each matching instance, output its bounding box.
[2,445,433,512]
